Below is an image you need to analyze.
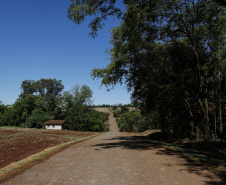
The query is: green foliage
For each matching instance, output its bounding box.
[68,0,122,38]
[70,84,93,106]
[0,106,15,126]
[87,0,226,141]
[112,106,118,111]
[0,102,7,126]
[0,101,7,113]
[113,106,129,117]
[117,110,162,133]
[1,95,51,128]
[66,106,108,132]
[1,82,109,132]
[113,110,121,117]
[61,84,108,132]
[20,78,64,115]
[117,111,141,132]
[27,109,53,128]
[120,106,129,114]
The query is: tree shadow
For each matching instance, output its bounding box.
[89,136,163,150]
[154,147,226,184]
[87,135,226,185]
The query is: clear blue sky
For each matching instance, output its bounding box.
[0,0,131,106]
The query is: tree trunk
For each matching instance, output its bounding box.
[197,126,199,142]
[204,97,210,142]
[214,110,217,141]
[219,102,223,141]
[198,97,210,142]
[218,71,223,141]
[193,46,210,141]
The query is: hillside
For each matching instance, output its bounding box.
[93,107,137,114]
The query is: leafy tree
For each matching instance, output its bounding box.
[113,106,129,117]
[113,109,121,117]
[70,84,93,106]
[66,104,108,131]
[12,95,50,127]
[0,102,13,126]
[27,109,52,128]
[20,80,36,98]
[87,0,225,141]
[68,0,123,37]
[62,91,74,110]
[20,78,64,115]
[35,78,64,115]
[120,106,129,114]
[0,102,7,114]
[63,84,107,131]
[88,110,109,132]
[117,110,141,132]
[0,106,16,126]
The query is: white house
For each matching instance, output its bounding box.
[44,120,65,130]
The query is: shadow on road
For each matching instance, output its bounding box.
[88,135,226,185]
[90,136,163,150]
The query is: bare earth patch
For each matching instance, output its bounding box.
[0,127,96,169]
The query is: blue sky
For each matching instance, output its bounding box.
[0,0,131,106]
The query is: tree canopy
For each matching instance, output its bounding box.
[68,0,123,37]
[20,78,64,115]
[1,80,109,132]
[69,0,226,141]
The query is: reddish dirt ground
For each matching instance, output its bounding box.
[2,114,225,185]
[0,127,96,169]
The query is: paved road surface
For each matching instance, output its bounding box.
[2,114,224,185]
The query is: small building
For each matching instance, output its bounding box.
[44,120,66,130]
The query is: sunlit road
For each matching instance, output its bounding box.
[3,113,223,185]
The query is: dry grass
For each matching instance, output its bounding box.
[94,107,137,113]
[93,108,113,113]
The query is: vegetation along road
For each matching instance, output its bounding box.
[2,114,224,185]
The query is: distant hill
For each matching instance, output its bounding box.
[93,108,113,113]
[93,107,137,114]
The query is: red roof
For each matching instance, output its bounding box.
[44,120,66,125]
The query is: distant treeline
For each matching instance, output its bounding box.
[92,103,134,108]
[0,79,110,132]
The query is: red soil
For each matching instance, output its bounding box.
[0,127,95,169]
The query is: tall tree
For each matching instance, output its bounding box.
[20,80,36,98]
[70,84,93,106]
[20,78,64,115]
[36,78,64,115]
[70,0,226,141]
[64,84,107,131]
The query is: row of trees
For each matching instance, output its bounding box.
[115,109,191,139]
[0,79,109,131]
[69,0,226,141]
[113,108,161,134]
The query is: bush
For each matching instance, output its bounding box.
[117,110,141,132]
[27,109,52,128]
[113,110,121,117]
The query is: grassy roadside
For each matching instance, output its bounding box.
[0,133,99,183]
[147,139,226,178]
